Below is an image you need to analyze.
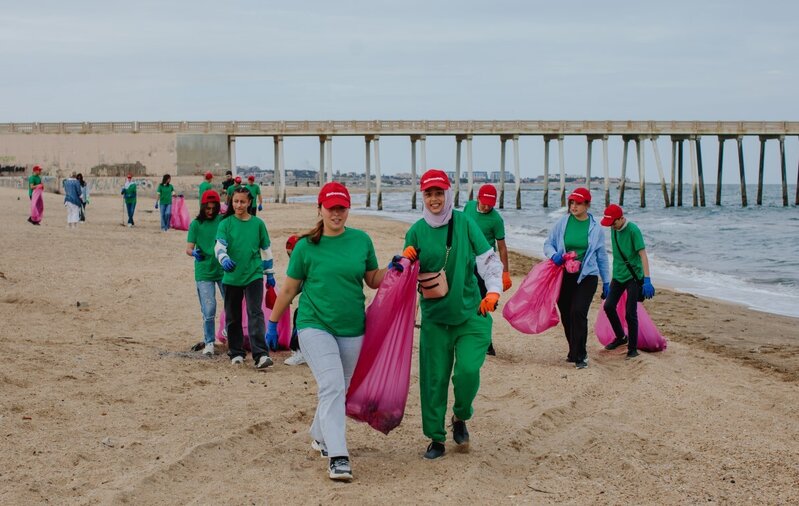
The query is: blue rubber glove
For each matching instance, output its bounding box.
[266,320,279,350]
[551,252,564,266]
[154,201,159,209]
[642,277,655,299]
[265,272,276,287]
[191,248,204,262]
[221,258,236,272]
[387,255,404,273]
[601,282,610,300]
[258,204,263,211]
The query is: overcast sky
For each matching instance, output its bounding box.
[2,0,797,182]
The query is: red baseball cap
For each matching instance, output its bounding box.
[32,165,42,173]
[419,169,451,191]
[126,173,132,179]
[567,187,592,204]
[247,174,255,181]
[201,190,221,204]
[477,184,497,207]
[234,176,242,183]
[318,181,351,209]
[286,235,299,251]
[601,204,624,226]
[204,172,213,180]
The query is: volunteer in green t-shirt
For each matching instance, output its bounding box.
[186,190,225,356]
[120,174,138,227]
[543,187,610,370]
[266,182,389,482]
[463,183,513,356]
[600,204,655,359]
[27,165,44,225]
[400,169,504,461]
[214,186,276,370]
[198,172,214,206]
[244,174,263,215]
[28,165,43,198]
[155,174,176,232]
[225,175,243,206]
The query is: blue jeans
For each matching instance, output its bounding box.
[197,280,225,345]
[159,203,172,231]
[125,202,136,225]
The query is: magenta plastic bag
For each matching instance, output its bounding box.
[502,260,564,334]
[30,186,44,223]
[170,196,190,231]
[215,281,291,350]
[346,258,419,434]
[595,292,667,352]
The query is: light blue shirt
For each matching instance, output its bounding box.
[544,213,610,284]
[62,178,83,207]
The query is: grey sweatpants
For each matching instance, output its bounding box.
[298,328,363,459]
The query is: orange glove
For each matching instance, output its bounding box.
[402,246,418,261]
[479,292,500,315]
[502,272,512,291]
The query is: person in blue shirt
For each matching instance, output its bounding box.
[62,173,83,229]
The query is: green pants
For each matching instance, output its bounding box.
[419,312,492,442]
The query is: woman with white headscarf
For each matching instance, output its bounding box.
[398,169,503,460]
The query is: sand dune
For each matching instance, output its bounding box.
[1,186,797,505]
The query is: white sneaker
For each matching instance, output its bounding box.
[284,350,306,366]
[231,356,244,365]
[311,439,328,458]
[202,343,214,356]
[255,355,274,369]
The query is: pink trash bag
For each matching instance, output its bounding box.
[170,195,190,231]
[215,281,291,350]
[503,259,564,334]
[30,186,44,223]
[595,292,667,352]
[346,258,419,435]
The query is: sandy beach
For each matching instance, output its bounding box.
[1,186,797,505]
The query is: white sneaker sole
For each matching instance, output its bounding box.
[329,471,353,482]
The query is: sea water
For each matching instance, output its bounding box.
[290,184,799,318]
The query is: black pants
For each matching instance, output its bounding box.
[289,307,301,351]
[557,272,598,362]
[602,279,639,353]
[223,278,269,361]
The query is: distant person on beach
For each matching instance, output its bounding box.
[198,172,214,205]
[245,174,263,215]
[155,174,176,232]
[266,182,389,482]
[401,169,503,460]
[221,170,234,192]
[225,176,242,206]
[62,173,82,229]
[462,183,512,356]
[27,165,44,225]
[543,187,609,370]
[76,173,88,222]
[214,186,275,369]
[282,234,306,366]
[186,190,225,356]
[600,204,655,359]
[121,174,137,227]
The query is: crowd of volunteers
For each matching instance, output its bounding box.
[21,165,657,483]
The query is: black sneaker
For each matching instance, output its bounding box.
[254,355,273,369]
[328,456,352,481]
[451,416,469,445]
[486,343,496,356]
[576,359,588,369]
[605,336,628,350]
[423,441,445,460]
[626,350,640,359]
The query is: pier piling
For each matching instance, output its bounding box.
[737,136,748,207]
[602,136,610,207]
[619,136,631,206]
[466,135,474,201]
[374,136,382,210]
[543,136,552,208]
[650,137,670,207]
[635,137,646,208]
[410,136,417,209]
[558,136,566,207]
[716,136,726,205]
[757,136,766,206]
[696,137,706,206]
[499,136,507,209]
[779,136,788,206]
[512,135,521,209]
[365,136,372,208]
[455,136,463,207]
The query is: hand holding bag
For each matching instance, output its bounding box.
[417,217,454,299]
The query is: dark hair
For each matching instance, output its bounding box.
[224,187,253,217]
[225,170,233,176]
[160,174,171,186]
[76,173,85,187]
[195,201,220,222]
[299,206,324,244]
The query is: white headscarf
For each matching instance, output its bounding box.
[422,188,454,228]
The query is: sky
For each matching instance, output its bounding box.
[2,0,798,183]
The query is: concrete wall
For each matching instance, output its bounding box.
[176,134,231,176]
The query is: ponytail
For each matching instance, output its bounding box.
[301,219,324,244]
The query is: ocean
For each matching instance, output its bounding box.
[289,183,799,318]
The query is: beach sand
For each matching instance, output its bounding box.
[1,186,797,505]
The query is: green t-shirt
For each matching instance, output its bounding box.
[226,183,241,197]
[611,222,646,283]
[216,215,271,287]
[245,183,260,200]
[28,174,41,197]
[187,215,224,282]
[564,214,590,261]
[122,183,137,204]
[405,210,492,326]
[157,183,175,205]
[198,181,214,202]
[286,229,378,337]
[462,200,505,250]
